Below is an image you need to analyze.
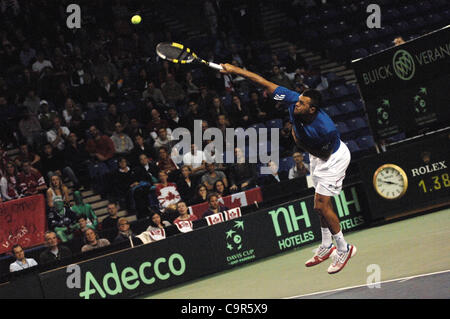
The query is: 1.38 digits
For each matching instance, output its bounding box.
[418,173,450,193]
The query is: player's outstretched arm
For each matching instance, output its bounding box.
[220,63,279,95]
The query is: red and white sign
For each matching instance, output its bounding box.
[174,220,193,233]
[148,228,166,241]
[155,184,181,208]
[205,213,225,226]
[0,195,46,254]
[188,187,263,219]
[224,207,242,221]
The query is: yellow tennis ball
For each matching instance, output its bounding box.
[131,15,142,24]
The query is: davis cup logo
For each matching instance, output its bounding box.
[224,220,256,266]
[393,49,415,80]
[226,220,245,251]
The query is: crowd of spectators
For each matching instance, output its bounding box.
[0,0,314,272]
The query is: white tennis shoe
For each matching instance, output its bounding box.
[327,244,357,274]
[305,243,336,267]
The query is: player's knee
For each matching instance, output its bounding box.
[313,203,324,215]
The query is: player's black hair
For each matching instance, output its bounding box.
[302,89,323,111]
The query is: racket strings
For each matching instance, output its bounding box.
[157,43,193,62]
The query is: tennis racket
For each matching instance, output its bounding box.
[156,42,223,71]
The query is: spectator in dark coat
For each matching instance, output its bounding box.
[176,165,199,203]
[39,231,73,266]
[269,65,294,90]
[229,148,258,193]
[285,44,308,74]
[132,154,160,218]
[65,132,91,188]
[247,91,271,124]
[41,143,80,188]
[112,157,135,209]
[189,184,209,206]
[207,96,228,125]
[102,103,129,136]
[229,94,253,127]
[113,218,142,246]
[202,193,229,218]
[129,134,156,167]
[214,179,230,198]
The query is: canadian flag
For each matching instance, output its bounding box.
[156,184,181,208]
[174,220,193,233]
[148,228,166,241]
[205,213,225,226]
[230,192,248,207]
[224,207,242,221]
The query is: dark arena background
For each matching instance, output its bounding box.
[0,0,449,305]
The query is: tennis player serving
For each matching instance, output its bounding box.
[220,63,356,274]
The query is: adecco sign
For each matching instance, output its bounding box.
[39,227,217,299]
[67,253,186,299]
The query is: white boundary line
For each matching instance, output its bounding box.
[285,269,450,299]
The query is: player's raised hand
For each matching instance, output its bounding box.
[220,63,241,75]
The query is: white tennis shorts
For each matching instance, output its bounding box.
[309,140,351,197]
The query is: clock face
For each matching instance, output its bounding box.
[373,164,408,200]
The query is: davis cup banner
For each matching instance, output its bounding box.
[0,195,47,254]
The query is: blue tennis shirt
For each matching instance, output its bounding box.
[273,86,341,154]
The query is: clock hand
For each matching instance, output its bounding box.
[380,180,401,186]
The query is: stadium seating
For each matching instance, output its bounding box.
[356,135,376,150]
[383,8,401,23]
[343,33,362,48]
[344,140,361,154]
[351,48,370,60]
[337,101,359,114]
[335,121,351,135]
[331,85,350,99]
[369,43,387,54]
[353,99,365,112]
[346,83,359,96]
[324,105,342,118]
[346,117,368,131]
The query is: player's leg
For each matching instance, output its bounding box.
[316,194,334,248]
[314,193,345,246]
[305,193,336,267]
[314,193,357,274]
[305,158,336,267]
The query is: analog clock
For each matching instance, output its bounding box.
[373,164,408,200]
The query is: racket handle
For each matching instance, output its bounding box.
[208,62,223,70]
